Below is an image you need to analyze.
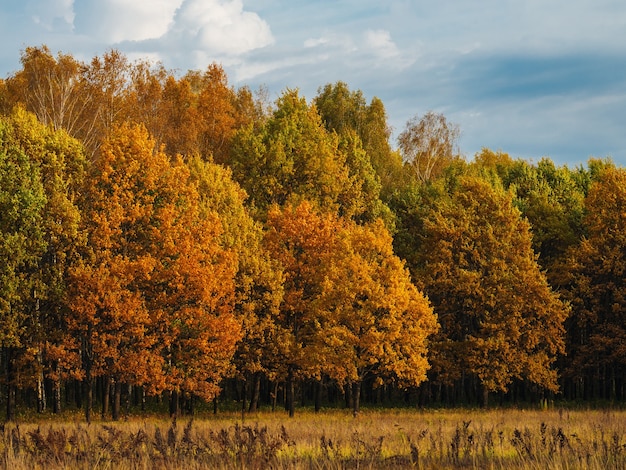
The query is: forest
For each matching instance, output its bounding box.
[0,45,624,423]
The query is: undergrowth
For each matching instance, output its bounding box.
[1,408,625,469]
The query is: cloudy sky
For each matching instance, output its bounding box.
[1,0,625,166]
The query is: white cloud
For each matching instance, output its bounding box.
[304,37,329,48]
[166,0,273,57]
[73,0,183,43]
[364,29,399,58]
[27,0,74,32]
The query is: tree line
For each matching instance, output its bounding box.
[0,46,623,421]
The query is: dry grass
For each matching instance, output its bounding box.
[1,407,625,468]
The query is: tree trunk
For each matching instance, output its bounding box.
[314,380,321,413]
[352,380,361,416]
[481,385,489,408]
[53,378,62,414]
[112,380,122,421]
[286,367,295,417]
[101,375,111,419]
[241,379,247,419]
[5,347,16,422]
[140,386,146,412]
[125,384,132,415]
[84,325,93,424]
[248,373,261,413]
[169,390,180,418]
[85,376,93,424]
[36,366,46,413]
[272,382,278,412]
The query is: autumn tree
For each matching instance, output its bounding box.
[406,176,567,405]
[186,156,283,413]
[230,88,368,220]
[68,123,240,421]
[314,81,403,199]
[79,49,134,157]
[264,201,437,415]
[473,150,586,279]
[560,166,626,400]
[127,62,257,164]
[0,108,85,419]
[126,60,170,148]
[398,111,461,184]
[1,46,88,135]
[312,217,438,414]
[0,121,47,421]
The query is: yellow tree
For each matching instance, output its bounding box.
[265,201,437,415]
[412,176,567,405]
[186,156,283,413]
[313,218,438,414]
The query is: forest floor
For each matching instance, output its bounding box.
[1,406,625,468]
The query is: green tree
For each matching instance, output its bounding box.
[230,89,352,217]
[314,81,403,199]
[474,150,586,278]
[409,176,567,404]
[0,125,46,421]
[561,166,626,400]
[0,107,85,419]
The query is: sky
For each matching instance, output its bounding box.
[1,0,625,167]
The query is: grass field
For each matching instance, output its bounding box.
[1,406,625,468]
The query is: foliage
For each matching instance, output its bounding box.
[3,44,626,414]
[67,123,240,420]
[398,111,461,184]
[314,82,404,199]
[230,89,355,218]
[561,166,626,392]
[0,107,86,417]
[264,201,437,413]
[408,176,568,395]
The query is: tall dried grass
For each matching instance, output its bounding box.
[1,407,624,468]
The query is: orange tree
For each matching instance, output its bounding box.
[264,201,437,415]
[186,155,283,413]
[68,123,239,421]
[404,175,568,405]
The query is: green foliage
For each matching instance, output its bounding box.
[562,166,626,388]
[0,141,46,347]
[402,175,568,393]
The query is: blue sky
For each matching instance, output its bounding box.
[1,0,625,166]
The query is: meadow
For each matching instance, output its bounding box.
[1,406,625,469]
